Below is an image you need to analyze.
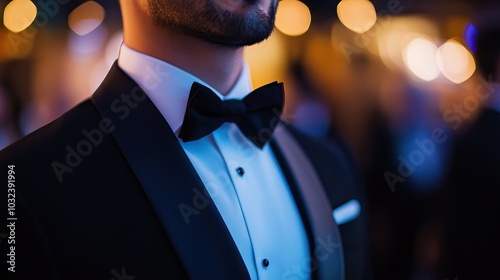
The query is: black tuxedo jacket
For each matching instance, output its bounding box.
[0,64,368,280]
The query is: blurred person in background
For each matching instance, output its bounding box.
[441,10,500,280]
[0,59,31,149]
[0,0,369,279]
[290,32,450,279]
[372,78,451,280]
[0,86,20,149]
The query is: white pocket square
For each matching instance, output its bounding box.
[332,199,361,225]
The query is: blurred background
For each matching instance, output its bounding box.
[1,0,499,279]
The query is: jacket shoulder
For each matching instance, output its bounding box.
[0,99,113,187]
[284,125,363,194]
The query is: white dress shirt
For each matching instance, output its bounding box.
[118,45,310,280]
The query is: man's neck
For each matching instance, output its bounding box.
[121,5,244,95]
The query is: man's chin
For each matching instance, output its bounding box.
[147,0,276,47]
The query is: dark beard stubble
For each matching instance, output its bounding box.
[147,0,278,47]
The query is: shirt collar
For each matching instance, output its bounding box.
[117,44,253,134]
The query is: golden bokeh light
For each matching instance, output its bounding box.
[403,36,440,81]
[436,39,476,84]
[275,0,312,37]
[376,17,439,70]
[3,0,37,33]
[337,0,377,34]
[68,1,106,36]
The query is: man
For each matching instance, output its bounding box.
[0,1,368,279]
[441,12,500,280]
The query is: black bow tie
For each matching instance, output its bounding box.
[179,81,284,149]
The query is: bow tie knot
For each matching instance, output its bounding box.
[223,100,247,122]
[179,81,285,148]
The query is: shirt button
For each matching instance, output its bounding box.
[236,167,245,177]
[262,259,270,268]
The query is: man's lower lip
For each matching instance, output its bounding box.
[218,0,257,10]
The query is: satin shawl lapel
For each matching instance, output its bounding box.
[90,63,250,280]
[271,125,345,280]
